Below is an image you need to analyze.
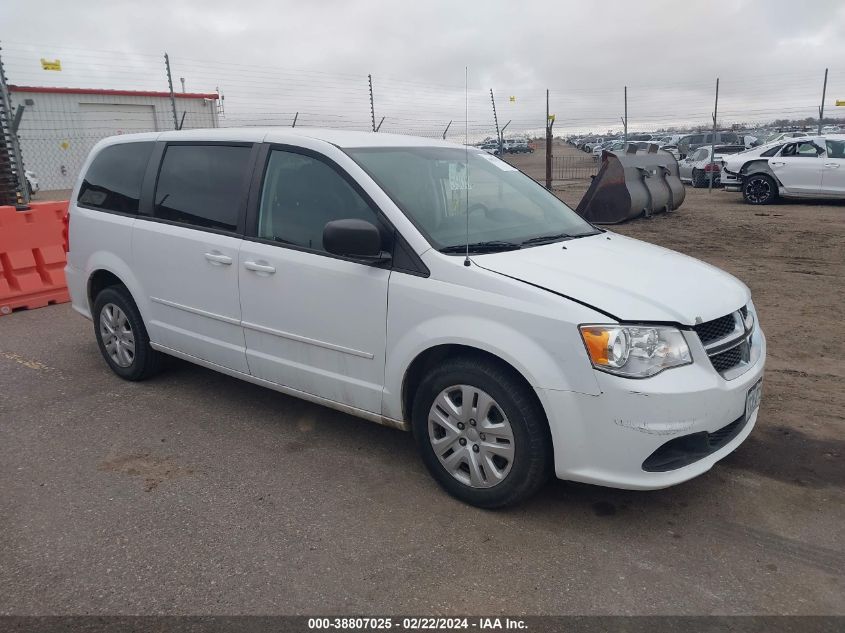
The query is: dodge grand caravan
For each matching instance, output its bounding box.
[66,128,765,508]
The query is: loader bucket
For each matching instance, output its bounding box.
[575,145,685,224]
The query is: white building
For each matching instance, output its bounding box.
[10,86,220,191]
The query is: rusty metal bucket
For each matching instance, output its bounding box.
[575,144,685,224]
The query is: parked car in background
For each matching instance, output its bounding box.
[479,141,501,155]
[656,134,683,147]
[762,131,810,145]
[591,139,621,159]
[679,145,746,187]
[722,134,845,204]
[505,139,533,154]
[583,137,605,152]
[67,128,766,508]
[676,132,740,159]
[25,170,40,196]
[719,142,787,191]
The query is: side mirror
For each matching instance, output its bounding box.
[323,219,391,263]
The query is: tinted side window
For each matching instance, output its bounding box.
[257,150,382,253]
[761,144,783,157]
[153,144,251,232]
[78,142,154,214]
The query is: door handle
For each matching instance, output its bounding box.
[824,163,840,168]
[244,261,276,274]
[770,161,785,166]
[204,252,233,265]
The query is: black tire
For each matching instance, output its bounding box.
[691,169,708,188]
[93,286,164,381]
[411,356,552,508]
[742,173,778,205]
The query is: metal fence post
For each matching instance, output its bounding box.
[818,68,828,134]
[164,53,179,131]
[545,89,553,190]
[0,44,29,206]
[368,74,376,132]
[490,89,501,154]
[709,77,719,192]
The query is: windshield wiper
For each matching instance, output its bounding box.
[440,241,522,254]
[521,231,597,246]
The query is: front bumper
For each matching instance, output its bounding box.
[538,327,766,490]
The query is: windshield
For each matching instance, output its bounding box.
[347,147,599,251]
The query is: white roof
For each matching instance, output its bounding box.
[109,127,465,149]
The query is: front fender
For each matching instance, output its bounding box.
[382,268,604,421]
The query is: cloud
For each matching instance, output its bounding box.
[2,0,843,135]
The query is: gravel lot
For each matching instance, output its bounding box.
[2,145,843,615]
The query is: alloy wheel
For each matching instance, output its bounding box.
[745,177,771,204]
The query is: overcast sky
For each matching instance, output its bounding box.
[3,0,845,136]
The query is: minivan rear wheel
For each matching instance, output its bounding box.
[93,286,163,381]
[411,357,552,508]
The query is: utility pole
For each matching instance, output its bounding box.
[180,77,185,93]
[292,112,298,128]
[622,86,628,145]
[709,77,719,192]
[818,68,829,134]
[490,89,501,155]
[368,74,376,132]
[164,53,179,130]
[442,120,452,140]
[545,89,553,190]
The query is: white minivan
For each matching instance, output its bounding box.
[66,128,765,508]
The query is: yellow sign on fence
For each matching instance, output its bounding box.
[40,58,62,71]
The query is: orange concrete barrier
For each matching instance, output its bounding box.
[0,201,71,315]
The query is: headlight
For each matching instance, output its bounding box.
[579,324,692,378]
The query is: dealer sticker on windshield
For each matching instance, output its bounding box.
[745,378,762,421]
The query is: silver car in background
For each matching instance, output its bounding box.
[679,145,746,188]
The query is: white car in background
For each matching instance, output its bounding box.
[719,141,788,191]
[678,145,746,187]
[720,135,845,204]
[25,170,39,196]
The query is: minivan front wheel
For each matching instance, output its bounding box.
[411,357,552,508]
[93,286,163,381]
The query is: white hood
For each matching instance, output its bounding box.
[472,233,750,325]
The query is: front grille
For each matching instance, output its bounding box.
[711,346,743,373]
[694,313,737,345]
[642,413,748,472]
[695,309,750,377]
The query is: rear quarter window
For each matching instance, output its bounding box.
[77,142,154,214]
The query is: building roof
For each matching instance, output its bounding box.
[9,85,218,100]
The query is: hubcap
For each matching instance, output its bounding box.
[99,303,135,368]
[428,385,515,488]
[745,178,770,203]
